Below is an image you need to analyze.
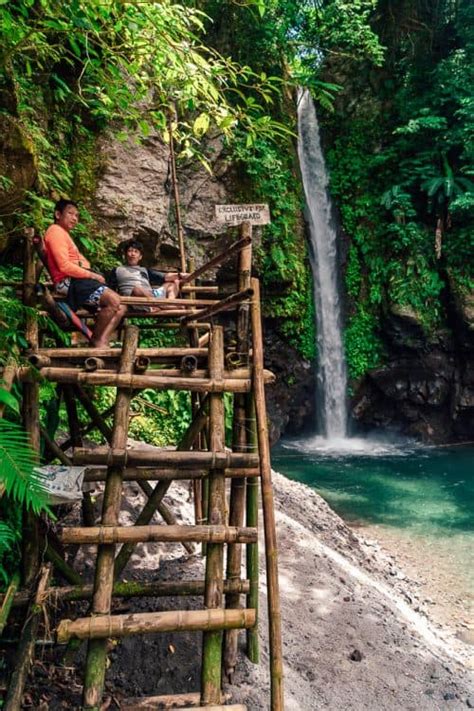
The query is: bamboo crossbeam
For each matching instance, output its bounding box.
[57,608,256,643]
[18,367,253,393]
[181,288,253,324]
[74,449,259,469]
[34,347,208,359]
[182,285,219,294]
[83,466,260,482]
[59,524,257,545]
[118,296,219,307]
[23,365,275,384]
[180,236,252,286]
[2,579,250,609]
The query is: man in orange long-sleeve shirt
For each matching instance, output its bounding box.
[44,199,127,347]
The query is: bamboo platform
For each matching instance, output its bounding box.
[0,227,284,710]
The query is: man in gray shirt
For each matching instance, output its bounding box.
[108,239,185,301]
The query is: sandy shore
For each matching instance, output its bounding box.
[227,472,474,710]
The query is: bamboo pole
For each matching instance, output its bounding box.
[19,368,254,393]
[59,524,256,546]
[73,385,113,443]
[0,359,18,419]
[168,110,187,273]
[250,278,283,710]
[83,467,260,482]
[2,579,250,608]
[58,403,114,455]
[40,425,71,466]
[44,540,84,585]
[187,256,204,529]
[181,285,219,294]
[22,229,40,587]
[62,385,95,527]
[0,571,20,635]
[245,395,259,663]
[58,608,255,643]
[180,236,251,287]
[83,325,138,710]
[4,564,51,711]
[201,326,226,705]
[224,222,253,681]
[74,449,259,469]
[181,288,253,324]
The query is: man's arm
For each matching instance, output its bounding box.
[147,268,166,286]
[107,268,119,292]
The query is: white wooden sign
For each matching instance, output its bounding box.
[215,203,270,226]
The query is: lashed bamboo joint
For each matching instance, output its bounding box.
[57,608,256,643]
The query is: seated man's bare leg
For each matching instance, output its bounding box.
[91,290,127,348]
[130,285,162,312]
[131,286,153,298]
[165,281,180,299]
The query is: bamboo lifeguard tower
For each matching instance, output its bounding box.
[0,222,284,710]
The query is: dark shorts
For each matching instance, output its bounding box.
[62,278,107,311]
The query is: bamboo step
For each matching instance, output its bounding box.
[57,608,256,642]
[73,449,259,469]
[19,367,255,392]
[58,524,257,545]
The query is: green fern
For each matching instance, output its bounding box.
[0,420,51,516]
[0,521,20,586]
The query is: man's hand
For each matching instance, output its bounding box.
[92,273,106,284]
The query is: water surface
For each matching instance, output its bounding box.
[272,440,474,605]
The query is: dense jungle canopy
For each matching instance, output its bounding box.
[0,1,473,583]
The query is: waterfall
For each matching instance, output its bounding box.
[297,88,348,439]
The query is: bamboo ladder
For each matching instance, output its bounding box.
[1,229,284,710]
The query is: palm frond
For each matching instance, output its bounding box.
[0,420,51,515]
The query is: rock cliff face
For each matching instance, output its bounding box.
[351,301,474,443]
[92,133,315,442]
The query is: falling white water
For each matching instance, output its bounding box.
[297,88,348,439]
